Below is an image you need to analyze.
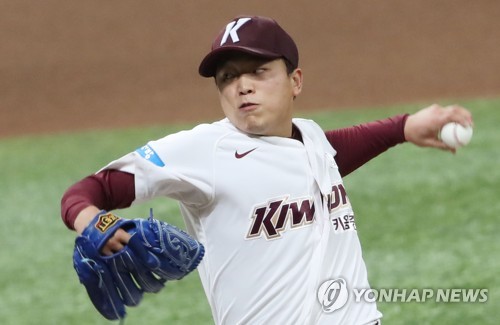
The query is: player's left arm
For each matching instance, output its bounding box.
[325,114,408,176]
[325,104,473,177]
[403,104,473,151]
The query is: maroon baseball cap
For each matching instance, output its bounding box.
[198,16,299,77]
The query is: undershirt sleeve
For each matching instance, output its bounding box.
[325,114,409,177]
[60,169,135,230]
[61,114,408,229]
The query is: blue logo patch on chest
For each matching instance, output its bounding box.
[135,144,165,167]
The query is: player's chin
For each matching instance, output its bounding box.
[237,124,264,136]
[233,117,266,136]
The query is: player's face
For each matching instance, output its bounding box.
[215,55,303,137]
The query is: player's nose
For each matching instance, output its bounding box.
[237,75,255,95]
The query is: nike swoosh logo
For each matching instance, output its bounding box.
[235,147,257,159]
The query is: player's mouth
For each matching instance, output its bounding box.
[239,102,258,111]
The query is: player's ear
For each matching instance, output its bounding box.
[290,68,303,97]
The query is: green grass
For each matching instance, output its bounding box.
[0,98,498,324]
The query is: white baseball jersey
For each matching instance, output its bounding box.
[102,118,382,324]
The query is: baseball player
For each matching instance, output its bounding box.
[61,15,473,324]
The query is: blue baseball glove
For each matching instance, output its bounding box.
[73,209,205,320]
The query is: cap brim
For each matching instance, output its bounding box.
[198,46,282,77]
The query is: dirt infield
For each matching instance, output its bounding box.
[2,1,500,138]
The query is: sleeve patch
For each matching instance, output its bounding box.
[135,144,165,167]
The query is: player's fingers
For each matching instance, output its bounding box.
[425,137,455,153]
[443,105,474,127]
[101,229,132,256]
[101,240,124,256]
[114,228,132,244]
[100,245,115,256]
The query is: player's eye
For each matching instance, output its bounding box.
[254,68,266,74]
[218,72,236,83]
[224,72,236,80]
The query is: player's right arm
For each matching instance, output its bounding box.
[73,206,101,233]
[61,169,136,255]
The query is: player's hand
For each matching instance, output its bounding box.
[72,209,205,320]
[404,104,473,153]
[100,228,131,256]
[73,206,131,255]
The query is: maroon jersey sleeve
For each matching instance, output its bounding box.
[60,169,135,229]
[325,114,409,177]
[61,114,408,229]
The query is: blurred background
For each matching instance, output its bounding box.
[1,0,500,138]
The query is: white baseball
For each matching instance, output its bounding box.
[439,122,473,148]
